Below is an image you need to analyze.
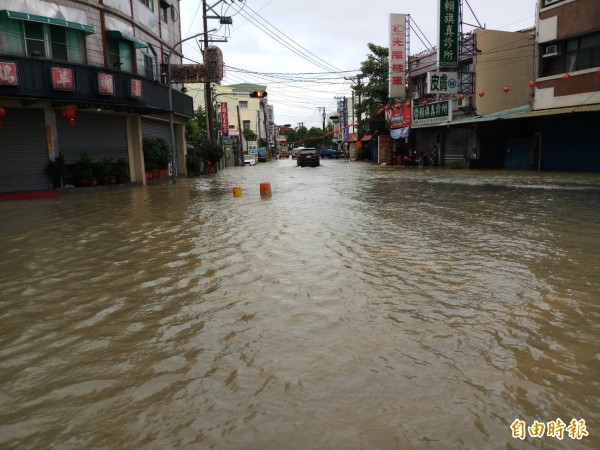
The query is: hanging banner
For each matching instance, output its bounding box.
[438,0,459,67]
[389,14,407,99]
[220,102,229,138]
[385,101,412,129]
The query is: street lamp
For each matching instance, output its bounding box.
[167,32,203,183]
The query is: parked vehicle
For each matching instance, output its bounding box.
[243,154,256,166]
[297,148,320,167]
[278,148,290,158]
[257,147,268,162]
[320,147,342,159]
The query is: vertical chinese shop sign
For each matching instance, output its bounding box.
[389,14,407,99]
[438,0,459,67]
[220,103,229,138]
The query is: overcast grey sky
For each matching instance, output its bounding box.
[178,0,538,129]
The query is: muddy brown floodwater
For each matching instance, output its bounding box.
[1,159,599,449]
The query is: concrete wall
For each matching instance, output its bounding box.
[474,29,535,116]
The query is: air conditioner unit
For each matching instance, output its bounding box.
[457,96,470,109]
[543,44,560,57]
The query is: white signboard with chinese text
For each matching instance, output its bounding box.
[389,14,407,99]
[426,72,458,94]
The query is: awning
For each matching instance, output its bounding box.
[106,30,148,49]
[507,103,600,119]
[360,134,373,142]
[0,10,95,34]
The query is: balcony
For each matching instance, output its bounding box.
[0,55,193,117]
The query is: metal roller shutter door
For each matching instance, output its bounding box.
[142,118,173,144]
[0,108,49,193]
[541,115,600,172]
[57,111,128,164]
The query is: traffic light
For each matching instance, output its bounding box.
[249,90,267,98]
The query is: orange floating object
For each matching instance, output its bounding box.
[260,182,272,198]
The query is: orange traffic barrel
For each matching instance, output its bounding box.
[232,186,242,197]
[260,182,272,197]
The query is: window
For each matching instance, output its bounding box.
[160,1,170,23]
[0,18,86,63]
[142,46,157,80]
[239,100,248,109]
[542,0,567,7]
[141,0,154,12]
[243,120,250,130]
[107,37,133,72]
[541,32,600,77]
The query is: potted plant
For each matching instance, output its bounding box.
[114,158,129,183]
[47,154,66,189]
[94,157,115,185]
[74,153,94,187]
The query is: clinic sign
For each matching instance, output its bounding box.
[412,100,452,125]
[438,0,459,67]
[389,13,407,99]
[427,72,458,94]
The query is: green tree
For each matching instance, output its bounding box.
[243,128,257,142]
[186,106,219,176]
[285,128,299,147]
[354,43,390,137]
[186,106,207,150]
[304,127,324,146]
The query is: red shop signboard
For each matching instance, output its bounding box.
[51,67,74,91]
[130,79,142,99]
[0,62,18,86]
[98,73,114,95]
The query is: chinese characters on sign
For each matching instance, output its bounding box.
[438,0,459,67]
[130,79,142,99]
[389,14,407,99]
[220,103,229,138]
[0,62,18,86]
[204,46,223,83]
[427,72,458,94]
[98,73,114,95]
[412,100,452,125]
[51,67,74,91]
[511,418,588,441]
[378,135,392,164]
[170,46,223,83]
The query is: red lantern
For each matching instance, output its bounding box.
[528,80,536,88]
[478,90,485,98]
[62,105,75,120]
[502,86,510,93]
[0,106,5,128]
[422,101,428,106]
[562,73,571,81]
[458,93,465,100]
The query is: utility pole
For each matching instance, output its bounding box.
[345,75,363,135]
[317,107,326,131]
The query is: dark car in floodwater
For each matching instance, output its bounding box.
[297,148,320,167]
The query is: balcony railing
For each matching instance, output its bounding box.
[0,55,193,117]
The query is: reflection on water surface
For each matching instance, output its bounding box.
[1,161,599,449]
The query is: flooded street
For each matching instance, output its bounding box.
[1,159,599,449]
